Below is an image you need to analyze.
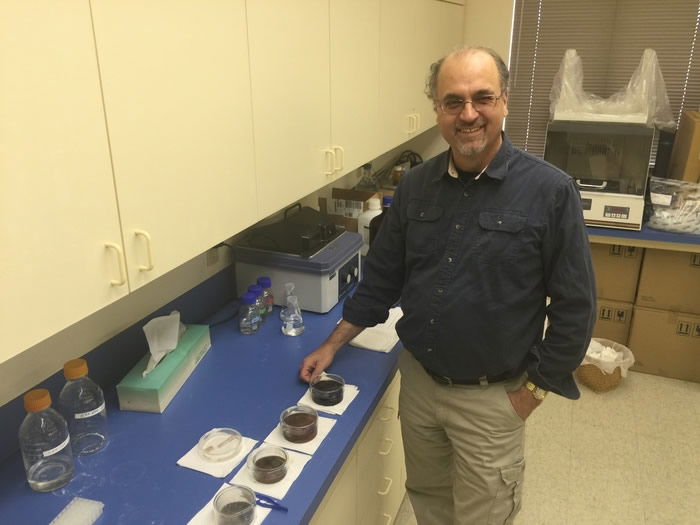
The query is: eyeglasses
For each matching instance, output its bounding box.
[438,93,503,115]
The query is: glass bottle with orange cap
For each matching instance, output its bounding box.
[58,358,108,455]
[19,388,74,491]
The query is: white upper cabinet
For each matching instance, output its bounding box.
[90,0,257,290]
[0,0,127,365]
[379,0,464,152]
[247,1,332,219]
[330,0,382,175]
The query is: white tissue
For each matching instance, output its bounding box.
[142,311,187,377]
[50,497,104,525]
[349,306,403,353]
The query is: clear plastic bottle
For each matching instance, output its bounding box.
[19,389,74,492]
[281,295,305,336]
[239,292,261,335]
[358,197,382,256]
[247,284,266,323]
[58,359,108,455]
[369,195,393,246]
[257,276,274,318]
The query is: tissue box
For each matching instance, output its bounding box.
[117,324,211,413]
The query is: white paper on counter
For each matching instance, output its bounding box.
[297,384,359,416]
[230,447,311,500]
[263,416,336,455]
[349,306,402,352]
[187,483,272,525]
[177,436,258,478]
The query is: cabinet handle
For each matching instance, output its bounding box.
[323,149,335,176]
[378,438,393,456]
[379,405,394,421]
[382,513,393,525]
[333,145,344,172]
[134,230,154,271]
[105,242,127,286]
[415,112,421,132]
[377,476,393,496]
[406,114,415,134]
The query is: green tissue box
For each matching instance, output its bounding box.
[116,324,211,413]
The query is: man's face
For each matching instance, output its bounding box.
[434,51,508,168]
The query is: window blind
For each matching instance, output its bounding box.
[506,0,700,159]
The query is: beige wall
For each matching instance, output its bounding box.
[463,0,515,64]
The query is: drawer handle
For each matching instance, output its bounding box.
[105,242,127,286]
[379,406,394,421]
[377,476,393,496]
[382,513,393,525]
[134,230,154,271]
[378,438,393,456]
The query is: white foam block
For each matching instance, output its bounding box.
[50,497,104,525]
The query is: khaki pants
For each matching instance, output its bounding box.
[399,349,526,525]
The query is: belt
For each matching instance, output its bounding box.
[422,365,520,386]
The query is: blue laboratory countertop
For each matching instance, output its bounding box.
[0,301,401,524]
[586,225,700,251]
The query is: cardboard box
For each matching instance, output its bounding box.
[668,110,700,183]
[590,243,643,303]
[636,249,700,315]
[628,306,700,382]
[116,325,211,413]
[318,188,382,233]
[591,299,633,346]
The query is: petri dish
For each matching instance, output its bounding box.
[310,373,345,406]
[197,428,242,462]
[280,404,318,443]
[246,445,288,484]
[213,484,255,525]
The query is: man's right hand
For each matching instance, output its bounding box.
[299,345,336,383]
[298,319,365,383]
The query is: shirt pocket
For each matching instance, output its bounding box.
[406,200,444,254]
[475,210,527,264]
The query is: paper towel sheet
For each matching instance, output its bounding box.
[349,306,402,352]
[230,447,312,500]
[177,436,258,478]
[263,416,336,455]
[187,483,272,525]
[297,384,359,416]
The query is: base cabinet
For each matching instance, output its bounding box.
[311,371,406,524]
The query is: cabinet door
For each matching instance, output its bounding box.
[330,0,382,176]
[414,0,465,133]
[91,0,257,290]
[247,1,332,219]
[379,0,421,152]
[310,448,358,525]
[0,0,127,364]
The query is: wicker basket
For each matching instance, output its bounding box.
[576,363,622,393]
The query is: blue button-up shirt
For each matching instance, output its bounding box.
[343,135,596,399]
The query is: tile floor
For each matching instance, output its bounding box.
[394,371,700,525]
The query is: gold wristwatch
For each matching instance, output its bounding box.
[525,381,548,401]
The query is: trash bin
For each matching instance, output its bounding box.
[576,338,635,393]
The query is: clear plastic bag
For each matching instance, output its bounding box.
[550,49,675,131]
[647,176,700,235]
[581,338,635,377]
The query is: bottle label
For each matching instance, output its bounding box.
[43,436,70,457]
[74,402,106,419]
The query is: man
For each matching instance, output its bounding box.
[299,46,595,524]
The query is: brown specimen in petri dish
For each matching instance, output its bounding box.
[280,405,318,443]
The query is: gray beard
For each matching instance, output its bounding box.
[454,139,487,158]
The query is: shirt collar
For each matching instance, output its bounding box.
[435,132,514,183]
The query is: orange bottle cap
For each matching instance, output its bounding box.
[63,359,88,380]
[24,389,51,412]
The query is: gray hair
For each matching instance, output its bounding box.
[425,46,509,105]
